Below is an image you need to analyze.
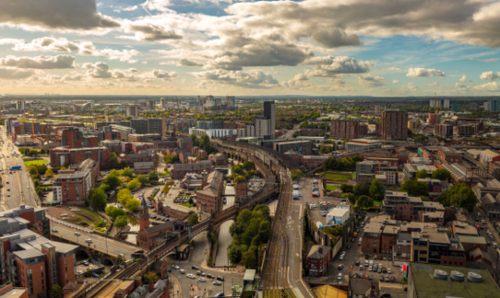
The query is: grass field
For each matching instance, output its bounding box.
[321,171,353,183]
[23,159,47,167]
[66,207,109,233]
[325,184,339,192]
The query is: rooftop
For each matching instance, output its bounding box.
[409,263,499,298]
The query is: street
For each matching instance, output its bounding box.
[0,126,39,210]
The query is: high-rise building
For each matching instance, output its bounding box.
[381,111,408,140]
[255,117,272,138]
[330,120,362,139]
[125,105,139,118]
[263,101,276,138]
[130,118,166,137]
[484,99,500,112]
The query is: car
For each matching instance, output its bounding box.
[174,265,180,270]
[355,260,360,266]
[378,267,383,273]
[368,266,373,272]
[200,272,206,277]
[214,292,225,298]
[223,197,227,204]
[192,265,200,270]
[206,273,215,279]
[339,255,345,261]
[198,277,206,283]
[387,268,392,274]
[337,273,343,281]
[337,264,344,270]
[216,276,225,282]
[180,269,185,274]
[213,280,222,286]
[186,273,196,279]
[196,271,202,276]
[83,260,89,266]
[51,229,58,233]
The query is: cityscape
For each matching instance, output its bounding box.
[0,1,500,298]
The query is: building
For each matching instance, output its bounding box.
[126,105,139,118]
[263,101,275,138]
[255,117,272,139]
[0,284,28,298]
[171,160,214,179]
[49,146,109,169]
[61,127,98,149]
[345,138,382,153]
[407,263,497,298]
[483,99,500,112]
[130,118,166,137]
[306,245,331,277]
[437,147,462,163]
[381,111,408,140]
[330,119,363,139]
[435,123,453,139]
[326,207,350,225]
[383,191,444,222]
[52,158,99,205]
[273,140,313,155]
[196,171,224,214]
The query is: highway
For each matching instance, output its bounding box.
[0,126,40,210]
[49,216,139,261]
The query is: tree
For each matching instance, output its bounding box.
[228,244,242,264]
[104,152,121,170]
[439,183,477,211]
[49,284,64,298]
[369,179,385,201]
[105,205,126,219]
[401,179,428,197]
[143,271,159,284]
[341,184,354,193]
[44,167,54,179]
[88,188,107,211]
[127,178,141,191]
[187,211,199,225]
[242,246,258,269]
[432,169,452,181]
[117,188,133,205]
[148,172,159,184]
[354,182,370,196]
[137,174,149,185]
[103,174,121,190]
[121,167,134,178]
[356,195,374,209]
[125,198,141,212]
[416,169,428,179]
[114,215,128,228]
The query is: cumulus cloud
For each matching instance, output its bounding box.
[83,62,113,78]
[178,59,201,67]
[0,67,34,79]
[0,0,118,30]
[282,73,311,89]
[0,55,74,69]
[129,23,182,41]
[406,67,445,78]
[306,56,371,77]
[196,69,278,88]
[312,28,361,48]
[152,69,176,79]
[474,81,498,92]
[358,74,385,87]
[480,71,500,81]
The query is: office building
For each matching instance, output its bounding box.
[330,119,363,139]
[130,118,166,137]
[381,111,408,140]
[255,117,273,139]
[484,99,500,112]
[263,101,276,138]
[125,105,139,118]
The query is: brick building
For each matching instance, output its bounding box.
[52,158,99,205]
[196,171,224,214]
[49,146,109,168]
[330,119,364,139]
[380,111,408,140]
[306,245,331,277]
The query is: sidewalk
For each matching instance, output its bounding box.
[170,275,183,298]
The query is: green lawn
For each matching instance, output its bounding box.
[321,171,353,183]
[67,208,109,233]
[325,184,339,192]
[24,159,47,167]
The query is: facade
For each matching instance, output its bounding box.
[330,119,363,139]
[380,111,408,140]
[53,158,99,205]
[273,140,313,155]
[306,245,331,277]
[383,191,445,222]
[263,101,276,138]
[171,160,214,179]
[255,117,272,139]
[49,146,109,168]
[130,118,166,137]
[196,171,224,214]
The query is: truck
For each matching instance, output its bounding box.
[9,165,21,171]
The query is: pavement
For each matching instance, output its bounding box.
[168,231,243,298]
[215,219,234,267]
[0,126,40,211]
[49,216,139,260]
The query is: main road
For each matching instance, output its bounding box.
[0,126,40,210]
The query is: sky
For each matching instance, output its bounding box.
[0,0,499,96]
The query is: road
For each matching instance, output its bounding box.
[0,126,39,210]
[49,217,139,261]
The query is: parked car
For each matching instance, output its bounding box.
[198,277,206,283]
[213,280,222,286]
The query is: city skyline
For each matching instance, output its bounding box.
[0,0,499,96]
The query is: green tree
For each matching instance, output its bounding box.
[127,178,141,191]
[416,169,428,179]
[44,167,54,179]
[356,195,374,209]
[354,182,370,196]
[148,172,159,184]
[439,183,477,211]
[117,188,133,205]
[242,246,258,269]
[369,179,385,201]
[105,205,126,219]
[125,198,141,212]
[88,188,107,211]
[401,179,428,197]
[341,184,354,193]
[49,284,64,298]
[114,215,128,227]
[143,271,159,284]
[187,211,199,225]
[103,174,121,190]
[228,244,242,264]
[104,152,121,170]
[137,174,149,185]
[121,167,134,178]
[432,169,452,181]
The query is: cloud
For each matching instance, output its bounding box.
[480,71,500,81]
[83,62,113,78]
[196,69,278,88]
[152,69,176,79]
[0,55,74,69]
[474,81,498,92]
[0,67,34,79]
[406,67,445,78]
[211,34,311,70]
[0,0,119,30]
[282,73,311,89]
[129,23,182,41]
[306,56,371,77]
[358,74,385,87]
[178,59,201,67]
[458,74,467,83]
[312,28,361,48]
